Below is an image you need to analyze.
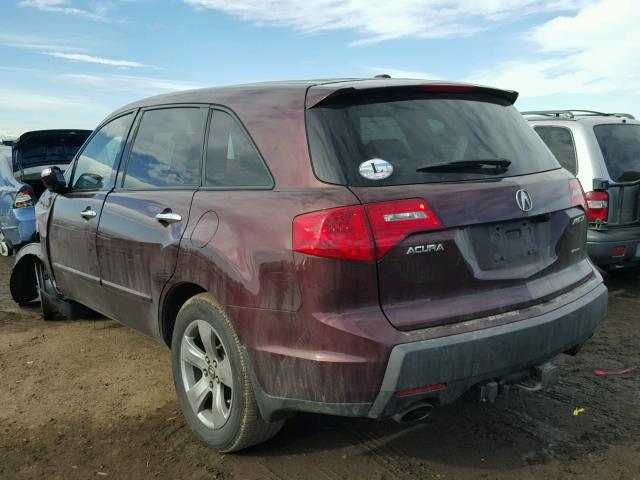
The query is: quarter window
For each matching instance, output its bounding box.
[123,108,207,189]
[204,110,272,187]
[71,113,133,191]
[534,126,578,174]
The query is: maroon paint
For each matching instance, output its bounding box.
[37,79,600,406]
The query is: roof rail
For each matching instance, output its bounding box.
[521,110,636,120]
[521,110,576,118]
[612,113,636,119]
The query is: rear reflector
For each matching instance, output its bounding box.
[293,198,443,262]
[612,246,626,257]
[585,191,609,222]
[396,383,448,397]
[13,186,34,209]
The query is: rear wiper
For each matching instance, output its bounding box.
[416,159,511,173]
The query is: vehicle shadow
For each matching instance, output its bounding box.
[241,393,576,472]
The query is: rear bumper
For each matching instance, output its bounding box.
[587,227,640,267]
[368,281,607,418]
[252,279,607,421]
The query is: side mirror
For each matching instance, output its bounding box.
[41,166,67,193]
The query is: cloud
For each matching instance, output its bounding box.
[0,87,104,112]
[57,73,202,94]
[467,0,640,97]
[184,0,588,45]
[0,33,89,52]
[45,52,147,68]
[18,0,110,21]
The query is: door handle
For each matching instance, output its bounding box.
[155,212,182,224]
[80,208,97,220]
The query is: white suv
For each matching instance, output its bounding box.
[524,110,640,271]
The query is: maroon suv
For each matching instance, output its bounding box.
[14,78,607,452]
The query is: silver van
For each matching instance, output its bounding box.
[524,110,640,272]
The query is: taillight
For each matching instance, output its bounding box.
[584,191,609,222]
[13,186,34,208]
[293,205,375,262]
[293,198,443,262]
[569,179,587,210]
[365,198,443,258]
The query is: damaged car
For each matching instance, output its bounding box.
[0,129,90,256]
[11,79,607,452]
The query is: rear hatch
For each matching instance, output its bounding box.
[13,129,91,180]
[593,123,640,227]
[306,84,593,330]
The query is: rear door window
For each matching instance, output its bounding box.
[593,124,640,182]
[123,107,207,189]
[71,113,133,191]
[204,110,272,187]
[534,126,578,174]
[306,89,560,186]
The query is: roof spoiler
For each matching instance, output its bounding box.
[306,83,519,109]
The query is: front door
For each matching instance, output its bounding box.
[97,106,207,335]
[48,113,134,312]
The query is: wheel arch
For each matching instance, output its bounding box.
[9,242,43,304]
[160,281,207,347]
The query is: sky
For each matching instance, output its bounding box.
[1,0,639,137]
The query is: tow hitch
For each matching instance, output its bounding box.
[475,362,560,403]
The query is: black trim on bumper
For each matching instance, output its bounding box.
[368,282,607,419]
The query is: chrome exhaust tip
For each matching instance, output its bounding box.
[392,402,434,424]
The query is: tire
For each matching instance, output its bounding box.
[171,293,283,452]
[34,260,58,320]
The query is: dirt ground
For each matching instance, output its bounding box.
[0,255,638,480]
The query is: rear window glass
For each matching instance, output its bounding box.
[124,107,207,189]
[306,91,560,186]
[534,126,578,174]
[0,148,19,188]
[204,110,272,187]
[593,124,640,182]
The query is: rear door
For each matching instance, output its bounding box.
[47,113,134,311]
[306,86,592,331]
[96,106,207,336]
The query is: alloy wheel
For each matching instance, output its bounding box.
[179,320,234,430]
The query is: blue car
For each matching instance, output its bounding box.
[0,130,91,256]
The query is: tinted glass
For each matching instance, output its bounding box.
[594,124,640,182]
[72,114,132,191]
[307,92,560,186]
[534,126,578,174]
[205,110,272,187]
[124,108,206,189]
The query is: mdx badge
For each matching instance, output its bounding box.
[515,189,533,212]
[406,243,445,254]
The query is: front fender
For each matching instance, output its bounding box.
[10,242,43,304]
